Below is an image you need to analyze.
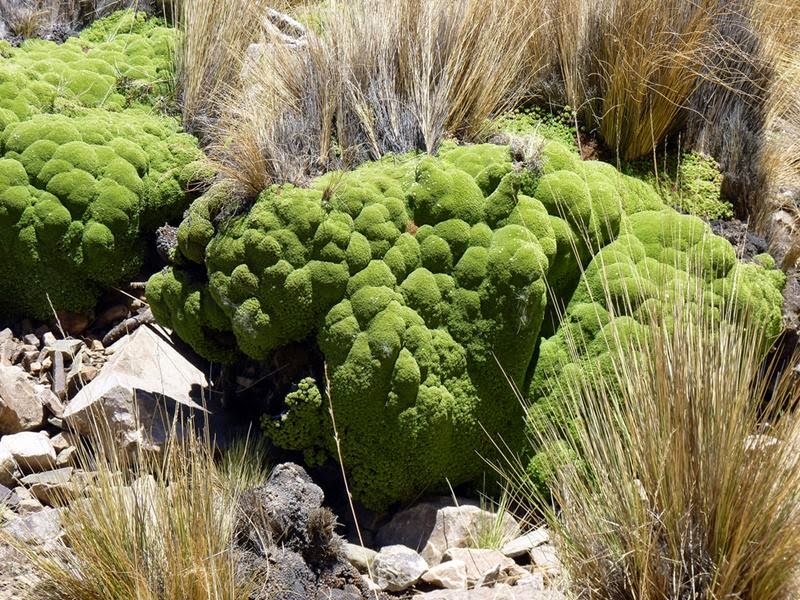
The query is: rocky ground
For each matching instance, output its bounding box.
[0,300,566,599]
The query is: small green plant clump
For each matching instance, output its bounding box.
[148,135,785,510]
[0,10,206,319]
[493,106,580,151]
[624,151,734,220]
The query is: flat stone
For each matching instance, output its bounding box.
[422,505,519,565]
[21,335,39,349]
[20,468,75,506]
[63,325,208,451]
[372,544,429,592]
[501,527,550,558]
[421,559,467,589]
[344,542,377,571]
[441,548,516,584]
[0,432,56,473]
[0,366,45,433]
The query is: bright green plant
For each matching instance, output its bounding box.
[0,11,205,319]
[148,137,785,509]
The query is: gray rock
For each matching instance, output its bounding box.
[344,542,377,571]
[237,462,327,555]
[372,544,428,592]
[0,366,45,433]
[0,432,55,473]
[49,432,79,454]
[501,527,550,558]
[529,544,561,574]
[1,507,62,546]
[0,483,17,510]
[20,468,76,506]
[421,559,468,589]
[375,500,450,551]
[422,505,519,565]
[63,325,207,451]
[0,444,16,487]
[12,486,43,514]
[441,548,516,584]
[234,462,380,600]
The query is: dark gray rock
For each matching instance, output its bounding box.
[235,463,386,600]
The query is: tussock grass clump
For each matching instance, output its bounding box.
[544,0,726,162]
[505,273,800,598]
[3,428,268,600]
[206,0,540,195]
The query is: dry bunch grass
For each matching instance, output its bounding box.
[503,254,800,598]
[1,423,268,600]
[206,0,540,195]
[544,0,727,163]
[0,0,140,36]
[174,0,276,136]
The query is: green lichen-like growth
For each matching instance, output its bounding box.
[149,139,688,509]
[526,208,785,477]
[0,11,205,319]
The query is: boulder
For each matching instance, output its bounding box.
[371,544,429,592]
[441,548,516,585]
[422,505,519,565]
[421,559,468,589]
[0,366,45,433]
[501,527,550,558]
[63,325,207,451]
[0,432,56,473]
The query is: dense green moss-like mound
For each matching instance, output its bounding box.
[147,138,771,509]
[0,11,204,318]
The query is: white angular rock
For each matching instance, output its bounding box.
[63,325,208,451]
[0,366,45,433]
[421,559,468,589]
[501,527,550,558]
[344,542,377,571]
[0,432,55,473]
[530,544,561,574]
[0,443,16,487]
[372,544,429,592]
[441,548,516,584]
[422,505,519,565]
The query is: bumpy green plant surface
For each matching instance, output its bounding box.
[525,210,785,494]
[0,11,204,318]
[145,133,787,510]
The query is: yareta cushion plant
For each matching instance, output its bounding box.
[0,10,206,319]
[147,137,786,509]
